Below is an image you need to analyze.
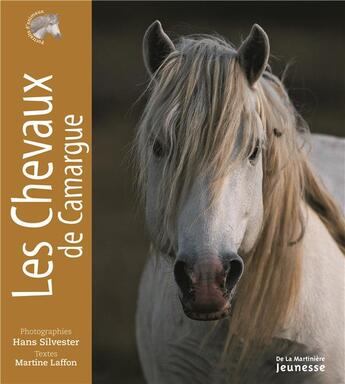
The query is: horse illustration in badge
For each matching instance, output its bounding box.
[30,14,61,40]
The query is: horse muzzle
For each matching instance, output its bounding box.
[174,253,244,321]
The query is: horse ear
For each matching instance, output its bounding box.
[237,24,270,85]
[143,20,175,76]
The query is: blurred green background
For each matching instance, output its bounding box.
[93,2,344,383]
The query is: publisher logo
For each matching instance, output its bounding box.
[26,11,62,45]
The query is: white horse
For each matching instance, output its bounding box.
[135,21,345,384]
[30,14,61,40]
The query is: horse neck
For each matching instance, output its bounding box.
[34,27,46,39]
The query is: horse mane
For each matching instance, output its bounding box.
[135,34,345,360]
[30,14,58,33]
[226,72,345,369]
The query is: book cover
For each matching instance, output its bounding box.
[1,2,344,384]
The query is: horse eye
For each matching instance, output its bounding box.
[248,141,261,164]
[152,139,165,158]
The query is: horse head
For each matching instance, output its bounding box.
[139,21,270,321]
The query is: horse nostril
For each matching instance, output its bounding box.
[174,260,193,296]
[225,258,244,292]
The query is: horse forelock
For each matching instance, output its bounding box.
[48,14,59,23]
